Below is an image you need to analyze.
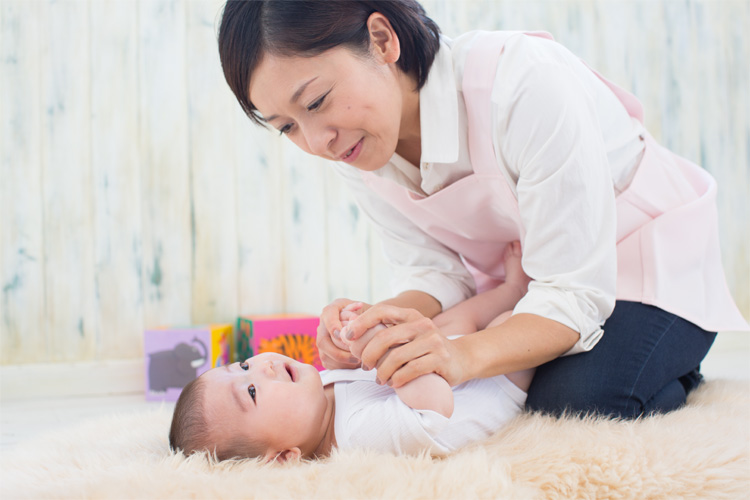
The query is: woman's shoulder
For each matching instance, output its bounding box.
[448,30,578,93]
[450,30,567,62]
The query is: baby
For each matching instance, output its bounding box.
[170,242,533,461]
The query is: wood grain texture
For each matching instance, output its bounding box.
[138,0,192,331]
[185,0,239,325]
[39,0,96,362]
[90,0,143,359]
[1,0,747,364]
[0,1,45,364]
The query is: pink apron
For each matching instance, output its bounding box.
[360,31,748,333]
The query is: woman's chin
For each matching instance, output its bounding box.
[352,155,391,172]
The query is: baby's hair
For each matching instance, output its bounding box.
[169,373,266,461]
[169,377,211,456]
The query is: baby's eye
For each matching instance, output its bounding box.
[248,384,256,402]
[240,362,249,371]
[278,123,293,135]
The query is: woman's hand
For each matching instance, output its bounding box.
[343,304,470,388]
[316,298,365,370]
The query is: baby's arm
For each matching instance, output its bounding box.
[434,241,531,336]
[341,305,454,418]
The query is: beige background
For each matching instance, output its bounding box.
[1,0,748,365]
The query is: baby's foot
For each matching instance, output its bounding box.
[503,241,531,292]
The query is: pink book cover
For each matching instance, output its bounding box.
[251,315,323,370]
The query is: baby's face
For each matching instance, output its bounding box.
[201,352,328,459]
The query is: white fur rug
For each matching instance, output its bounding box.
[2,380,749,499]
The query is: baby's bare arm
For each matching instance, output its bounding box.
[434,241,530,336]
[393,373,454,418]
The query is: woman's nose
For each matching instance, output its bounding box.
[304,122,336,158]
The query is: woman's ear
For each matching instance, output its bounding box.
[263,447,302,464]
[366,12,401,64]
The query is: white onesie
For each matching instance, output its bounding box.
[320,369,526,457]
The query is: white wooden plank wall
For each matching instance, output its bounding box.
[1,0,748,365]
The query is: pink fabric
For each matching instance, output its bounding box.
[360,31,748,332]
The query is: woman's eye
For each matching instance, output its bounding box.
[248,384,256,402]
[307,92,329,112]
[279,124,293,135]
[240,362,249,371]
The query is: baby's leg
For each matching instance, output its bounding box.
[487,311,535,392]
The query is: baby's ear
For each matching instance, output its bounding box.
[264,447,301,464]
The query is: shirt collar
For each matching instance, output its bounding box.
[418,37,460,165]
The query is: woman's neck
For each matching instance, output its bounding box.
[310,384,337,458]
[395,73,422,167]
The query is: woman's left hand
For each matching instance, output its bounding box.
[342,304,469,388]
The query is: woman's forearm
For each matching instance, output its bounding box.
[453,312,579,383]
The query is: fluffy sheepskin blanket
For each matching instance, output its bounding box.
[2,380,748,499]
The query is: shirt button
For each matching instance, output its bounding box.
[423,162,431,169]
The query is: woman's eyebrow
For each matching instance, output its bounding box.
[291,77,318,104]
[261,77,319,123]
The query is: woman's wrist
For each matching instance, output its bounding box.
[452,313,579,381]
[446,335,477,386]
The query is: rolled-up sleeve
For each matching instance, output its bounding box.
[493,37,618,355]
[332,162,476,311]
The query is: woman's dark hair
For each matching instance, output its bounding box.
[217,0,441,126]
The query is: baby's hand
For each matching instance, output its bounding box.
[339,302,364,324]
[339,303,388,362]
[330,303,365,353]
[503,241,531,293]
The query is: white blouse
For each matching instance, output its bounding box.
[333,32,646,354]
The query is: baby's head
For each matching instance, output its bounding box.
[169,352,331,462]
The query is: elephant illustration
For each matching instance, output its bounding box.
[148,337,208,392]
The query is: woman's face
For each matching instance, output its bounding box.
[248,45,418,171]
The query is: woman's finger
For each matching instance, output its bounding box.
[342,304,425,342]
[317,298,362,369]
[387,353,445,388]
[357,314,436,372]
[316,328,360,369]
[372,328,448,384]
[320,298,353,339]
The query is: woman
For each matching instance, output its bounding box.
[217,0,748,418]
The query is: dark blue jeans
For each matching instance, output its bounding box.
[525,301,716,418]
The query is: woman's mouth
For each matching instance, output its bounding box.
[340,138,363,163]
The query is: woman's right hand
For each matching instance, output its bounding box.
[316,298,366,369]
